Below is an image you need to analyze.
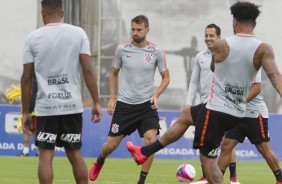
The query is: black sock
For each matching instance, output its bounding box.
[137,171,148,184]
[97,154,105,165]
[229,162,236,178]
[201,165,207,178]
[274,169,282,181]
[141,139,164,157]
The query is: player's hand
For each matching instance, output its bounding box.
[91,103,102,123]
[150,96,158,110]
[107,98,116,116]
[21,113,33,136]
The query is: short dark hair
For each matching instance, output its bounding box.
[131,15,149,28]
[230,1,261,23]
[41,0,62,13]
[206,24,221,36]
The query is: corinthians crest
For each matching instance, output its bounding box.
[144,53,154,63]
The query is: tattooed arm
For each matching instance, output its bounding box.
[255,43,282,97]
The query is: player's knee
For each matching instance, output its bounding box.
[144,136,156,145]
[103,142,118,152]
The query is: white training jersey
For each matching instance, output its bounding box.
[186,50,213,105]
[113,40,167,104]
[246,69,268,118]
[23,23,90,116]
[206,34,262,117]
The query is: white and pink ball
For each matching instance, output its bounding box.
[176,164,196,182]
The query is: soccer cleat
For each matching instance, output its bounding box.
[230,176,240,184]
[276,182,282,184]
[190,177,208,184]
[89,160,104,181]
[126,141,148,165]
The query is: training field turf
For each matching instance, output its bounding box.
[0,156,279,183]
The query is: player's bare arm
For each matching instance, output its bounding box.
[150,69,170,109]
[210,39,229,72]
[21,63,34,135]
[256,43,282,97]
[107,67,119,115]
[80,54,102,123]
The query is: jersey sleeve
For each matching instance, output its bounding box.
[156,49,168,72]
[186,54,201,105]
[80,28,91,56]
[23,34,34,64]
[253,69,262,83]
[112,45,122,69]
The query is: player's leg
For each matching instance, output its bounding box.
[127,105,194,164]
[138,129,158,184]
[160,105,194,145]
[38,147,55,184]
[65,148,88,184]
[229,149,240,184]
[21,132,31,156]
[201,153,223,184]
[256,141,282,182]
[89,135,124,181]
[35,116,59,184]
[247,116,282,183]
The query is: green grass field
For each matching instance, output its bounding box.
[0,156,278,184]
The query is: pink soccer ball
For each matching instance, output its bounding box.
[176,164,196,182]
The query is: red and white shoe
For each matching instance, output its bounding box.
[89,160,104,181]
[126,141,148,165]
[190,177,208,184]
[230,176,240,184]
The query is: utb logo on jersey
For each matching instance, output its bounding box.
[144,53,153,63]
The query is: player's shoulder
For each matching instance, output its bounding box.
[254,42,274,60]
[116,40,133,49]
[147,41,163,51]
[196,50,208,57]
[213,39,228,53]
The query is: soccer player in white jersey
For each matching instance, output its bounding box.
[188,24,239,184]
[88,15,170,184]
[21,0,102,183]
[127,2,282,184]
[218,70,282,183]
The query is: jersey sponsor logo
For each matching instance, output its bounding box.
[48,92,72,99]
[208,148,219,157]
[147,45,156,51]
[60,133,81,143]
[124,44,132,49]
[224,83,244,96]
[224,103,245,113]
[45,104,76,110]
[37,132,57,143]
[48,77,69,85]
[226,95,243,104]
[144,53,154,63]
[111,123,119,134]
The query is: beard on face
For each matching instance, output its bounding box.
[132,36,145,43]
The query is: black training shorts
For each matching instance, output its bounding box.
[225,115,269,144]
[36,113,83,150]
[193,107,243,158]
[190,103,205,126]
[108,101,160,138]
